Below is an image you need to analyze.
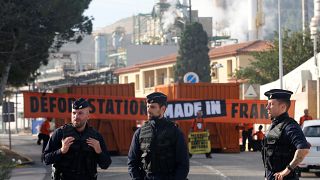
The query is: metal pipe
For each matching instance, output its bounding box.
[316,76,320,119]
[138,15,141,45]
[278,0,283,89]
[248,0,257,41]
[133,15,135,44]
[7,97,12,150]
[15,91,18,133]
[315,27,319,119]
[302,0,308,33]
[315,34,318,67]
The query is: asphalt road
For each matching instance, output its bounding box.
[0,134,318,180]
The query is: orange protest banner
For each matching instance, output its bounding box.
[23,92,295,124]
[202,99,295,124]
[23,92,147,120]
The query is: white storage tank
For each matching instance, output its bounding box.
[94,34,107,68]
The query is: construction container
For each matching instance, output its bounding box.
[54,83,135,97]
[156,82,239,100]
[156,83,241,153]
[52,83,241,154]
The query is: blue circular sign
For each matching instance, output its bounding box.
[183,72,199,83]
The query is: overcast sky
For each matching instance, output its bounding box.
[84,0,156,30]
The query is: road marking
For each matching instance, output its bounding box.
[99,166,128,173]
[190,160,231,180]
[99,173,128,177]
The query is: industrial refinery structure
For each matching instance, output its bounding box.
[33,0,314,91]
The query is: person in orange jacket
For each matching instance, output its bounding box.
[253,125,265,151]
[190,110,212,158]
[299,109,313,126]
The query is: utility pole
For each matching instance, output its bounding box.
[189,0,192,23]
[6,96,12,150]
[310,0,320,118]
[302,0,307,33]
[278,0,283,89]
[15,91,18,133]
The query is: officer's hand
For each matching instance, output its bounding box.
[61,137,75,154]
[87,138,102,154]
[273,168,290,180]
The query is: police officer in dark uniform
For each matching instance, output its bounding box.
[43,98,112,180]
[262,89,310,180]
[128,92,189,180]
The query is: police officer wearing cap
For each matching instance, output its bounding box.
[128,92,189,180]
[43,98,112,180]
[262,89,310,180]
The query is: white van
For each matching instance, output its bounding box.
[298,120,320,177]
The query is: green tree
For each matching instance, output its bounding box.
[235,30,318,84]
[0,153,15,180]
[0,0,93,105]
[174,22,211,82]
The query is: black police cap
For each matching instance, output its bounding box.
[264,89,293,100]
[146,92,167,105]
[72,98,90,110]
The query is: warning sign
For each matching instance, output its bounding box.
[244,85,258,98]
[188,131,211,154]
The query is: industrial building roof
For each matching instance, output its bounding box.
[114,40,272,75]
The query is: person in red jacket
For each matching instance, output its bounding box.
[37,118,52,153]
[191,110,212,158]
[191,111,206,132]
[299,109,313,126]
[253,125,265,151]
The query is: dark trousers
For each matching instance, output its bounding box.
[38,133,49,152]
[242,128,253,151]
[52,171,97,180]
[256,140,262,151]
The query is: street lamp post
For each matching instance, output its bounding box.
[5,96,12,150]
[278,0,283,89]
[310,0,320,118]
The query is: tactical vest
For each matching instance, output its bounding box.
[262,118,296,173]
[139,120,177,175]
[55,124,98,176]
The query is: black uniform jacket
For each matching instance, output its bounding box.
[43,124,112,170]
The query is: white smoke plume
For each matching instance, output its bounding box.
[195,0,226,31]
[225,0,249,41]
[159,0,287,42]
[162,0,182,31]
[193,0,249,42]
